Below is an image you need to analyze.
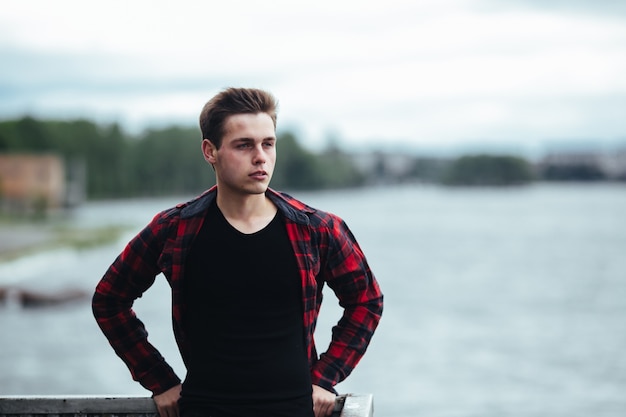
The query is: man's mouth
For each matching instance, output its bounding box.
[249,170,267,179]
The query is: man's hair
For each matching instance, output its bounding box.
[199,87,278,148]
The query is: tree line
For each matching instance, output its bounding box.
[0,117,365,199]
[3,116,608,202]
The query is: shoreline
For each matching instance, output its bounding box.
[0,223,127,263]
[0,223,127,308]
[0,225,57,261]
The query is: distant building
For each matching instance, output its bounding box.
[599,149,626,180]
[349,151,418,184]
[541,151,600,167]
[0,154,66,213]
[539,149,626,181]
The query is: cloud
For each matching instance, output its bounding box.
[1,0,625,151]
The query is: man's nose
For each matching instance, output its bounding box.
[252,144,266,164]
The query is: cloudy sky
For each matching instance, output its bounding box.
[1,0,625,154]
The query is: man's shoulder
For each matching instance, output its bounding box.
[268,188,341,227]
[153,187,217,224]
[269,189,314,211]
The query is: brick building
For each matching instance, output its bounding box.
[0,154,66,212]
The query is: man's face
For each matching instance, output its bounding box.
[202,112,276,196]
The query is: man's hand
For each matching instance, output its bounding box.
[153,384,182,417]
[312,384,336,417]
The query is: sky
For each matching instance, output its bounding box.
[1,0,626,155]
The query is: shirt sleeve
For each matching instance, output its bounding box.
[310,217,383,391]
[91,212,181,395]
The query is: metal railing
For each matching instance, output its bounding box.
[0,394,373,417]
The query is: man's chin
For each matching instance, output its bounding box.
[243,183,270,195]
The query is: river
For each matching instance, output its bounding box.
[1,183,625,417]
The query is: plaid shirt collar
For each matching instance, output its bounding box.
[180,185,313,225]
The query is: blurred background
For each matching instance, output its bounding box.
[1,1,625,416]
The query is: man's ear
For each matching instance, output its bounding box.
[202,139,217,164]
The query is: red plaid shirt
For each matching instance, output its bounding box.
[92,186,383,395]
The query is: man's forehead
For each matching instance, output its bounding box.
[223,113,276,136]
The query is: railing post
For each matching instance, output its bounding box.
[0,394,374,417]
[334,394,374,417]
[0,396,158,416]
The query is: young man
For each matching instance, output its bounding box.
[92,88,383,417]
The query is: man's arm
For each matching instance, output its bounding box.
[311,217,384,391]
[92,215,181,395]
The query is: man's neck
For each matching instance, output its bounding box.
[215,189,277,234]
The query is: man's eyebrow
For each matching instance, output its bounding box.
[233,136,275,142]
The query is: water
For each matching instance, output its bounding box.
[1,183,625,417]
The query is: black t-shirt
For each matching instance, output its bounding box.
[180,201,313,417]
